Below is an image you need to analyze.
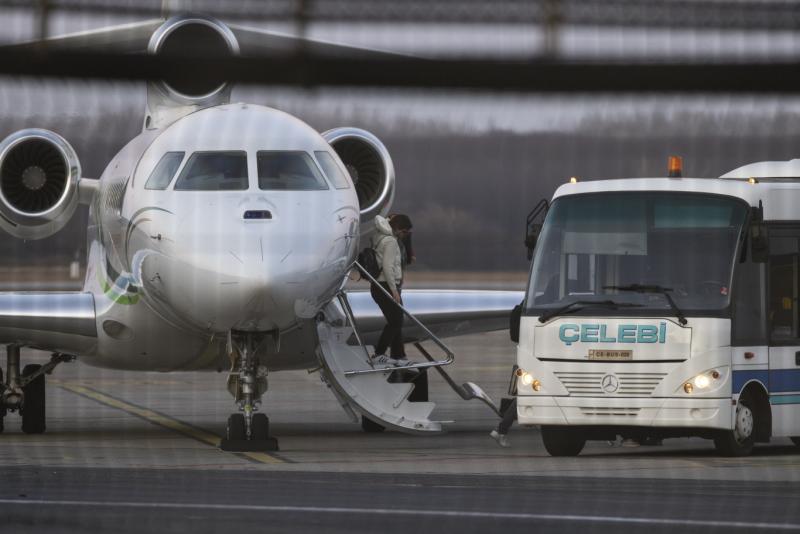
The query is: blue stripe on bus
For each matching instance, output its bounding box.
[732,369,800,394]
[769,369,800,393]
[732,370,769,392]
[770,394,800,405]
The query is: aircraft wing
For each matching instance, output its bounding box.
[228,24,410,58]
[344,289,524,344]
[0,292,97,355]
[1,20,165,52]
[2,18,407,59]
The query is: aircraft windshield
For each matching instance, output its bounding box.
[145,151,184,190]
[257,151,329,191]
[525,192,748,315]
[315,151,351,190]
[174,151,248,191]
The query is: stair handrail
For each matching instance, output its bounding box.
[340,261,455,376]
[336,292,375,368]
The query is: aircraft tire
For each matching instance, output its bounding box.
[541,426,586,457]
[21,364,45,434]
[714,391,756,457]
[251,413,269,441]
[361,416,385,433]
[227,414,246,441]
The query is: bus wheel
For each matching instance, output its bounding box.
[714,391,756,457]
[541,426,586,456]
[791,437,800,448]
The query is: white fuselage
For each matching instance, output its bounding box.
[80,104,360,371]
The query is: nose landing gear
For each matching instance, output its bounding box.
[219,331,279,452]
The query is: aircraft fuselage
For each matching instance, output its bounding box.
[81,104,360,371]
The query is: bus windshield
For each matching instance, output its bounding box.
[525,192,749,316]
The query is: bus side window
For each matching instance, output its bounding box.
[767,232,800,344]
[732,256,767,346]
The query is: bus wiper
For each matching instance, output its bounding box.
[604,284,688,326]
[538,300,642,324]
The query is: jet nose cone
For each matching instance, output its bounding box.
[150,230,350,333]
[142,194,358,333]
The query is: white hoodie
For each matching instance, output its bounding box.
[372,215,402,292]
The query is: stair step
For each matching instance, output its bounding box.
[317,313,443,434]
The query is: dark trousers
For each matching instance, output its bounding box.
[371,282,405,357]
[497,398,517,434]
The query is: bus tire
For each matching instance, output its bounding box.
[541,426,586,456]
[791,437,800,448]
[714,390,756,457]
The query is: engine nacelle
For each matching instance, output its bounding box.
[322,128,395,222]
[0,129,81,239]
[148,15,240,105]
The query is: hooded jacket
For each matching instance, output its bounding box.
[372,215,402,292]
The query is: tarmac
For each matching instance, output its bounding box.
[2,332,799,479]
[0,269,798,532]
[1,331,799,533]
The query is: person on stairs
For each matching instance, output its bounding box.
[370,213,415,368]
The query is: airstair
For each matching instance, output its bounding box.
[316,263,501,434]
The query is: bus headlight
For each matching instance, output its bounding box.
[693,374,710,389]
[516,369,540,390]
[682,368,724,394]
[520,372,534,386]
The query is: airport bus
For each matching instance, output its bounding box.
[511,158,800,456]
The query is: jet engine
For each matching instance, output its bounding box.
[322,128,395,221]
[148,15,240,104]
[0,129,81,239]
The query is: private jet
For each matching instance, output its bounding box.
[0,14,521,450]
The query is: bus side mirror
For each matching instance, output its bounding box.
[525,198,549,260]
[510,303,522,343]
[751,223,768,263]
[525,224,542,260]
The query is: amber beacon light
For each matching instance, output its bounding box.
[668,156,683,178]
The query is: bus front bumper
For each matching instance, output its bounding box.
[517,396,731,430]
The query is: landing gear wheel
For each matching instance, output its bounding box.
[227,414,246,441]
[361,416,386,433]
[714,391,756,457]
[251,413,269,441]
[21,364,45,434]
[541,426,586,456]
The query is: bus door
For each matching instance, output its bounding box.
[767,228,800,437]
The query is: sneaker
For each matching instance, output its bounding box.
[490,430,510,448]
[372,355,417,368]
[371,354,407,367]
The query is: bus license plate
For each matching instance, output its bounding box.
[588,350,632,361]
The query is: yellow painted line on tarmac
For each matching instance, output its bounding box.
[58,383,285,464]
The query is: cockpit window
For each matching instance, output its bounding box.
[257,151,329,191]
[174,151,248,191]
[145,152,184,190]
[315,151,351,190]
